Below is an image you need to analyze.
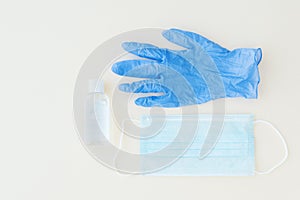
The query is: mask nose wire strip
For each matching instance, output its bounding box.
[254,120,289,175]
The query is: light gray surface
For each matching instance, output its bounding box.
[0,0,299,199]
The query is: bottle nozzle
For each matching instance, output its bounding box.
[88,79,104,93]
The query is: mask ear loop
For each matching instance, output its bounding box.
[254,120,289,175]
[113,119,139,176]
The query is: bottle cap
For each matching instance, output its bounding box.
[88,79,104,93]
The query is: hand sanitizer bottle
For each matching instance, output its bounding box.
[84,79,110,145]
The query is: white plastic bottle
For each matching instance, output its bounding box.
[84,80,110,145]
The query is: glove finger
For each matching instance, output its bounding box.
[135,94,179,108]
[167,28,229,53]
[122,42,165,61]
[112,60,165,78]
[119,80,165,93]
[162,29,198,49]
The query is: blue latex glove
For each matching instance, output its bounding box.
[112,28,262,107]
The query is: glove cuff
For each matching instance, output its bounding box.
[223,48,262,99]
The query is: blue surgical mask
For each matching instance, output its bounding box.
[138,114,288,176]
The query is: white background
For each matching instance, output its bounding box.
[1,0,300,199]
